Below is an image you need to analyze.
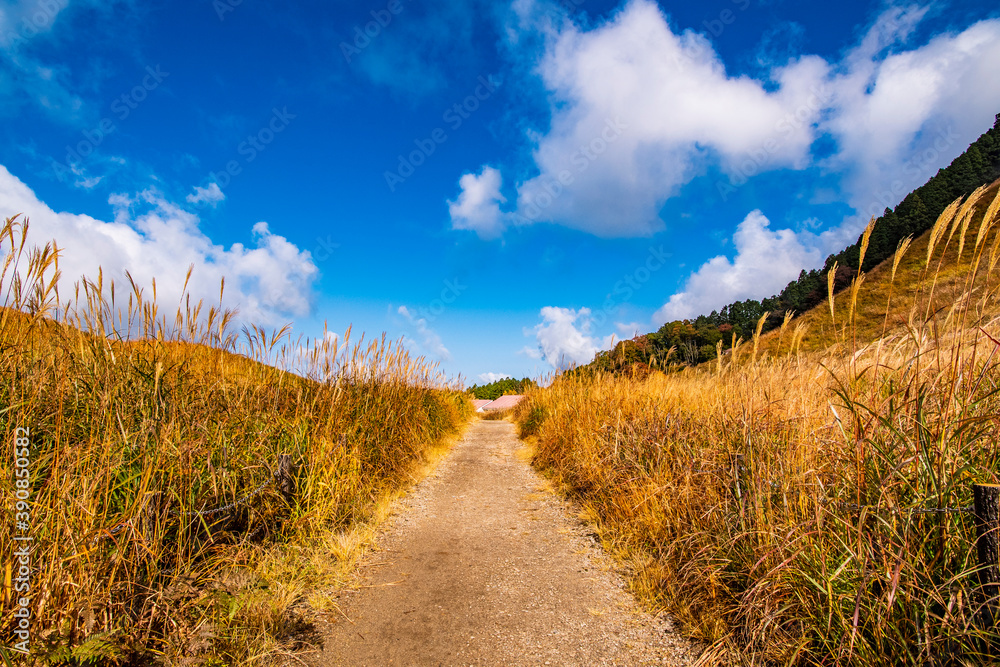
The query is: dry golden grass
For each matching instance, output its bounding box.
[0,215,471,665]
[479,408,514,421]
[516,184,1000,664]
[759,180,1000,358]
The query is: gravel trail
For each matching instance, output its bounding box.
[309,420,694,666]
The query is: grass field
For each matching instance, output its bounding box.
[515,182,1000,664]
[0,214,471,665]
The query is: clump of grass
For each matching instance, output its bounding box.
[0,215,471,665]
[514,183,1000,663]
[517,404,547,438]
[479,408,513,421]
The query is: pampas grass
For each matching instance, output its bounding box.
[515,184,1000,664]
[0,214,470,665]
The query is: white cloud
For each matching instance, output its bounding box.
[477,372,511,383]
[450,1,1000,240]
[74,175,102,190]
[398,305,451,361]
[448,166,506,239]
[186,182,226,207]
[523,306,616,370]
[615,321,644,338]
[654,210,821,324]
[452,0,826,238]
[0,164,318,327]
[823,11,1000,218]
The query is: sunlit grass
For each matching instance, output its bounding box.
[0,214,471,665]
[479,408,514,421]
[515,181,1000,663]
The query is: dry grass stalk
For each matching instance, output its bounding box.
[515,180,1000,663]
[0,214,471,665]
[827,260,838,324]
[927,197,963,265]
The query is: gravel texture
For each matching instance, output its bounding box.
[308,420,695,666]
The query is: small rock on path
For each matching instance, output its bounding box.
[308,420,694,666]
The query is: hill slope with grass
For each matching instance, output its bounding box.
[514,183,1000,662]
[584,112,1000,374]
[757,177,1000,357]
[0,215,471,665]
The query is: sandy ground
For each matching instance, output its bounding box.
[308,420,695,667]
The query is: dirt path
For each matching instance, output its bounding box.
[308,420,694,666]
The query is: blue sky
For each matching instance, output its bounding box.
[1,0,999,384]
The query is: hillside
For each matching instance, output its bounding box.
[512,176,1000,661]
[0,216,471,665]
[467,376,537,400]
[757,176,1000,357]
[585,113,1000,375]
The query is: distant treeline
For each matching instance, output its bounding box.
[468,377,537,400]
[585,113,1000,374]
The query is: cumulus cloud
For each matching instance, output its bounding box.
[654,210,821,324]
[0,164,318,327]
[523,306,615,370]
[478,372,511,383]
[451,0,826,238]
[447,166,506,239]
[186,183,225,207]
[651,8,1000,324]
[652,8,1000,325]
[823,9,1000,218]
[398,305,452,361]
[450,0,1000,240]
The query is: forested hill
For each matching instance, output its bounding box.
[468,376,537,400]
[584,113,1000,374]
